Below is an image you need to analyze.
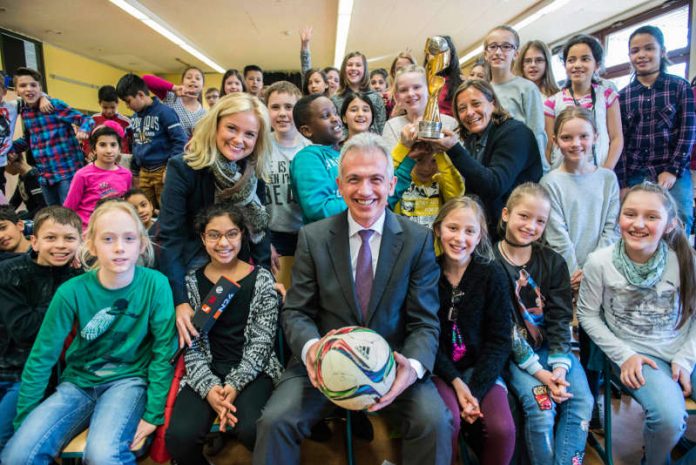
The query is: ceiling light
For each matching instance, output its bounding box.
[458,0,571,65]
[109,0,225,73]
[512,0,571,30]
[333,0,354,69]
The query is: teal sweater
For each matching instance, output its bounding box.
[290,144,346,224]
[14,267,176,427]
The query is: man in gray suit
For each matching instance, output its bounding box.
[253,132,452,465]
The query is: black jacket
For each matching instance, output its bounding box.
[434,257,513,400]
[157,155,271,305]
[0,252,81,381]
[447,119,542,238]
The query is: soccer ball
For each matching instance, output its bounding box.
[315,326,396,410]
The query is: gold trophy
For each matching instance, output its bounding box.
[418,36,451,139]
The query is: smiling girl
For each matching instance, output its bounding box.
[340,92,375,140]
[165,204,281,461]
[484,25,548,172]
[64,123,133,229]
[540,107,620,287]
[143,67,207,138]
[432,197,515,465]
[158,93,272,349]
[331,52,387,133]
[578,182,696,465]
[544,34,623,170]
[494,182,593,465]
[617,25,696,236]
[515,41,559,98]
[383,66,463,227]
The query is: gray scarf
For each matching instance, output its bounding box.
[211,153,268,244]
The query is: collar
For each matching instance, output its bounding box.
[347,210,386,237]
[632,72,666,90]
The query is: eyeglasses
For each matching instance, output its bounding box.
[485,43,516,53]
[523,57,546,65]
[203,229,241,242]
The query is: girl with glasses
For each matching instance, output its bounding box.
[514,41,560,98]
[484,25,549,172]
[164,203,281,463]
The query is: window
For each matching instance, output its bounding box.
[595,1,691,89]
[0,28,46,89]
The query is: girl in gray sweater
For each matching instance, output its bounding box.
[577,182,696,465]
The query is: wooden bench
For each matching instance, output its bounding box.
[60,429,149,464]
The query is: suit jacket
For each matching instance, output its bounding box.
[281,209,441,372]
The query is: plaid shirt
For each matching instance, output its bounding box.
[12,98,91,186]
[617,73,696,187]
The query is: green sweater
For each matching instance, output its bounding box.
[14,267,176,427]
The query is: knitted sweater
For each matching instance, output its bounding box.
[180,266,282,398]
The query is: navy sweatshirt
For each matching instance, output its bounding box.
[130,98,187,173]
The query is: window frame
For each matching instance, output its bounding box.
[593,0,691,82]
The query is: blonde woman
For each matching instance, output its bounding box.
[158,92,273,348]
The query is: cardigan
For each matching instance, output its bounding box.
[180,266,282,398]
[434,257,513,400]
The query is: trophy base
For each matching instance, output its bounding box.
[418,121,443,139]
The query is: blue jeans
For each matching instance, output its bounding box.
[0,381,20,452]
[40,178,72,206]
[508,348,593,465]
[1,377,146,465]
[627,171,694,236]
[612,355,696,465]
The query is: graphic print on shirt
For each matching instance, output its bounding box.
[513,268,545,348]
[400,181,440,227]
[266,159,297,206]
[82,298,139,377]
[608,278,679,337]
[131,115,158,146]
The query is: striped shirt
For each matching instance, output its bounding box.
[617,73,696,186]
[12,98,91,186]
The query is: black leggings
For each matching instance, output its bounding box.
[165,375,274,464]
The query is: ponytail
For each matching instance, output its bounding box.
[623,182,696,326]
[665,222,696,327]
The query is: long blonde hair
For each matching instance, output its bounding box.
[184,92,271,181]
[433,196,494,262]
[81,200,154,269]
